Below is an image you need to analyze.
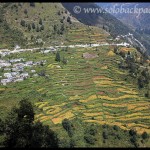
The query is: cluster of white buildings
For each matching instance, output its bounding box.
[0,58,46,85]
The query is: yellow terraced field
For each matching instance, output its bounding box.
[93,80,113,85]
[103,103,126,108]
[127,103,150,110]
[46,107,62,115]
[98,95,138,100]
[79,95,97,103]
[107,50,115,57]
[84,120,129,131]
[52,111,74,124]
[101,66,108,69]
[39,116,51,122]
[120,47,136,52]
[117,88,138,95]
[69,95,83,100]
[83,112,103,117]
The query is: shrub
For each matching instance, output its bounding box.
[55,51,61,62]
[0,118,4,134]
[62,119,74,137]
[39,18,42,25]
[84,134,96,145]
[129,129,137,136]
[113,125,119,131]
[102,131,108,139]
[36,26,40,32]
[32,23,35,29]
[40,25,44,31]
[28,24,31,31]
[30,3,35,7]
[24,9,28,14]
[20,20,25,27]
[142,132,149,140]
[85,124,97,136]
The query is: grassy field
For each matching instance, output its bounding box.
[0,25,150,147]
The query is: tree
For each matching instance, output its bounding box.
[55,51,61,62]
[36,25,40,32]
[24,9,28,15]
[57,11,61,15]
[138,76,145,88]
[85,124,97,136]
[65,10,67,14]
[130,135,138,147]
[0,118,4,134]
[40,25,44,31]
[62,119,74,137]
[39,18,42,25]
[142,132,149,140]
[129,129,137,136]
[20,20,25,27]
[30,122,58,147]
[114,47,118,54]
[60,24,64,33]
[67,16,71,24]
[102,131,108,139]
[62,57,67,65]
[53,25,57,32]
[113,125,119,131]
[32,23,35,29]
[84,134,96,145]
[30,3,35,7]
[16,99,34,123]
[38,70,46,76]
[3,99,58,148]
[28,24,31,31]
[60,19,63,24]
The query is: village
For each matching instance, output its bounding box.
[0,41,131,86]
[0,45,57,85]
[0,57,48,85]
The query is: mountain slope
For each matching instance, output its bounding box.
[97,3,150,31]
[1,2,150,56]
[62,3,150,55]
[62,3,134,37]
[97,3,150,55]
[0,3,81,49]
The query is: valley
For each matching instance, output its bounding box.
[0,2,150,148]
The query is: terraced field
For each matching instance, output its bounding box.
[33,45,150,135]
[65,25,111,45]
[0,25,149,136]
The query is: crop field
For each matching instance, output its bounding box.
[0,26,149,137]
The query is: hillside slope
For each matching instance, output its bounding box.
[0,3,82,49]
[97,3,150,55]
[62,3,150,55]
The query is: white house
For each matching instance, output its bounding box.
[4,73,12,78]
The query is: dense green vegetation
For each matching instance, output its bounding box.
[0,99,58,147]
[0,4,26,49]
[0,3,79,49]
[0,99,149,148]
[114,46,150,98]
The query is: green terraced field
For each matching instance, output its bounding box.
[0,42,149,137]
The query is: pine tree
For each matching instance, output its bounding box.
[39,18,42,25]
[55,51,60,62]
[24,9,28,15]
[32,23,35,29]
[36,25,40,32]
[28,24,31,31]
[20,20,25,27]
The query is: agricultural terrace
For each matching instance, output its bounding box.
[0,26,149,135]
